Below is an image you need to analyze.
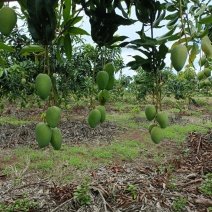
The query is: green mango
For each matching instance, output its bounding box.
[96,105,106,123]
[203,68,211,77]
[50,128,62,150]
[96,71,109,90]
[104,63,115,90]
[88,109,101,128]
[145,105,156,121]
[35,122,52,148]
[151,126,164,144]
[171,44,188,72]
[156,112,169,129]
[46,106,61,128]
[35,74,52,100]
[0,7,17,36]
[98,90,109,105]
[148,123,157,133]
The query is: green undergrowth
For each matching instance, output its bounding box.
[106,112,148,128]
[0,116,32,125]
[1,139,148,183]
[107,111,211,145]
[163,124,209,144]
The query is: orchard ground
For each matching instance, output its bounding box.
[0,95,212,212]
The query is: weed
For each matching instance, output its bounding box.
[73,180,91,205]
[0,116,31,125]
[200,173,212,195]
[9,158,30,186]
[167,177,176,190]
[125,183,138,199]
[157,164,175,174]
[114,102,125,112]
[172,197,187,212]
[204,105,212,111]
[130,106,141,114]
[34,160,53,171]
[69,155,89,168]
[2,156,10,162]
[40,112,46,122]
[0,195,38,212]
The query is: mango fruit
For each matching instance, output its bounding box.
[171,44,188,72]
[156,112,168,129]
[199,81,205,88]
[0,7,17,36]
[203,68,211,77]
[98,89,109,105]
[145,105,156,121]
[96,105,106,123]
[204,79,211,86]
[35,73,52,100]
[198,56,206,66]
[46,106,61,128]
[151,126,164,144]
[50,128,62,150]
[88,109,101,128]
[104,63,115,90]
[148,123,157,133]
[201,35,212,58]
[35,122,52,148]
[197,71,205,81]
[21,78,26,84]
[96,71,109,90]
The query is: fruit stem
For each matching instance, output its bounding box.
[90,46,99,109]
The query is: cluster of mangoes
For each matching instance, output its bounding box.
[88,63,115,128]
[0,6,17,36]
[145,105,169,144]
[35,73,63,150]
[170,44,188,72]
[197,35,212,88]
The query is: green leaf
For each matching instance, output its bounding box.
[165,3,176,12]
[68,27,90,35]
[64,16,83,28]
[64,33,72,62]
[192,28,209,38]
[199,14,212,24]
[156,27,178,42]
[127,61,141,70]
[171,37,193,48]
[21,45,44,53]
[165,12,179,20]
[153,10,166,28]
[0,43,15,52]
[194,4,206,17]
[0,56,5,69]
[131,37,158,46]
[109,36,128,44]
[167,16,179,29]
[63,0,72,22]
[0,69,3,77]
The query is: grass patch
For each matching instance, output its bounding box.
[107,112,148,128]
[0,116,31,125]
[164,124,208,144]
[5,139,147,182]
